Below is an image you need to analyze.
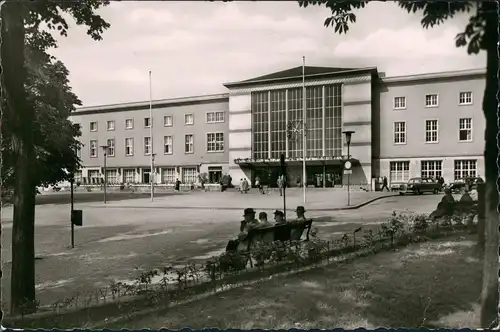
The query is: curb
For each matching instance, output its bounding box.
[88,194,400,212]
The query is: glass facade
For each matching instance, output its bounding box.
[251,84,342,159]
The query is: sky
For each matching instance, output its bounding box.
[49,1,486,107]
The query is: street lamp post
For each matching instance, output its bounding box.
[342,130,355,206]
[287,119,307,204]
[100,145,108,204]
[151,153,156,201]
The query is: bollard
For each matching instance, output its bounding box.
[476,183,485,250]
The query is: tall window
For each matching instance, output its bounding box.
[144,136,152,155]
[105,169,118,184]
[459,91,473,105]
[162,167,176,183]
[107,120,115,131]
[390,161,410,183]
[182,167,197,183]
[125,138,134,156]
[324,84,342,157]
[89,140,98,157]
[270,90,286,158]
[144,117,151,128]
[125,119,134,129]
[107,139,115,157]
[252,91,269,159]
[185,134,194,153]
[394,122,406,144]
[90,121,98,132]
[425,94,438,107]
[393,96,406,110]
[207,111,225,123]
[185,114,194,125]
[306,86,323,158]
[287,88,303,158]
[454,160,477,180]
[164,115,173,127]
[207,132,224,152]
[123,169,136,183]
[88,170,100,184]
[459,118,472,141]
[164,136,173,154]
[421,160,442,179]
[74,170,82,183]
[425,120,438,143]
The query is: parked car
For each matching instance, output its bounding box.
[450,177,484,193]
[399,177,441,195]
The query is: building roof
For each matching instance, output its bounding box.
[381,68,486,84]
[224,66,378,88]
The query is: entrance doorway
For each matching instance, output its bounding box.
[208,166,222,184]
[142,170,151,183]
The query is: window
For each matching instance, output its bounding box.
[90,121,98,132]
[124,169,136,183]
[421,160,442,179]
[164,136,173,154]
[76,146,82,159]
[125,119,134,129]
[144,117,151,128]
[206,111,225,123]
[107,120,115,131]
[164,115,173,127]
[454,160,477,180]
[73,170,82,183]
[125,138,134,156]
[393,121,406,144]
[207,132,224,152]
[182,167,197,184]
[425,94,439,107]
[106,139,115,157]
[144,137,152,155]
[459,91,473,105]
[185,114,194,125]
[393,96,406,110]
[425,120,439,143]
[459,118,473,142]
[88,170,101,184]
[89,140,98,158]
[185,134,194,153]
[105,169,118,184]
[162,167,176,184]
[389,161,410,183]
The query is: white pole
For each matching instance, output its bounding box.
[149,70,154,202]
[302,56,307,205]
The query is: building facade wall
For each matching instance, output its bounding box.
[70,95,230,184]
[373,71,486,184]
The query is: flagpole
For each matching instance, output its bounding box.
[149,70,154,202]
[302,56,307,205]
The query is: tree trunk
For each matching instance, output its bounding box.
[1,2,37,315]
[479,1,499,328]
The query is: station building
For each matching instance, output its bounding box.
[71,66,485,188]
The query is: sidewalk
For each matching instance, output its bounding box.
[86,189,397,211]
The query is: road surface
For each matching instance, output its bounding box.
[1,194,442,311]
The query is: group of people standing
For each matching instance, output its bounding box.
[225,205,308,252]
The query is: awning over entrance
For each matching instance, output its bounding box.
[234,156,359,168]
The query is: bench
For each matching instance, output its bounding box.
[236,219,313,267]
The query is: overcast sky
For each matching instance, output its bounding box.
[49,1,486,107]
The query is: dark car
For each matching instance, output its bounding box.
[450,177,484,193]
[399,177,441,195]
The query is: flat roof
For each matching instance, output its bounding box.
[382,68,486,84]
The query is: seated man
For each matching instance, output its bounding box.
[292,206,307,223]
[226,208,259,252]
[290,206,307,240]
[258,211,273,228]
[274,210,286,224]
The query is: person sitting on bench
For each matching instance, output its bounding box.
[292,206,307,223]
[274,210,286,225]
[258,211,272,227]
[226,208,260,252]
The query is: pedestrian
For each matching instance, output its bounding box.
[242,178,249,193]
[175,178,181,192]
[296,176,301,188]
[381,176,390,192]
[239,178,244,193]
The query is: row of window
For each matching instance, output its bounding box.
[87,111,225,132]
[393,118,472,144]
[389,159,477,182]
[86,133,225,157]
[77,166,200,184]
[393,91,473,110]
